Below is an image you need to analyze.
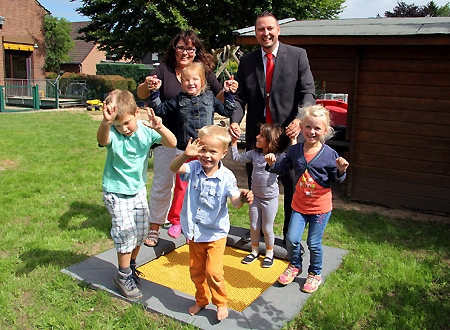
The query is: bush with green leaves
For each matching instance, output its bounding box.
[96,63,152,86]
[84,75,137,100]
[44,72,136,100]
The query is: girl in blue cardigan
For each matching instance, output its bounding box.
[265,104,349,293]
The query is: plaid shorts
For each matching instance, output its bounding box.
[102,186,149,253]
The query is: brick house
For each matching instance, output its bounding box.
[61,21,109,75]
[0,0,48,85]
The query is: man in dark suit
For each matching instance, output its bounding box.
[230,11,316,241]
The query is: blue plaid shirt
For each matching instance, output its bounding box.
[180,160,241,242]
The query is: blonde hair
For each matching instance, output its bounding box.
[181,62,207,94]
[299,104,334,142]
[104,89,137,119]
[198,125,231,150]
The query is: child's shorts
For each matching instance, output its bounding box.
[102,186,149,253]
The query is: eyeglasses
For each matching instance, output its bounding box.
[175,46,196,54]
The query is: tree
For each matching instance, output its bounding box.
[429,1,450,16]
[384,1,450,17]
[44,16,74,73]
[72,0,345,62]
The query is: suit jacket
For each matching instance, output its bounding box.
[232,42,316,148]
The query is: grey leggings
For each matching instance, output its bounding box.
[248,195,279,249]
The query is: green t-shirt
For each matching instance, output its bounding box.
[102,121,162,195]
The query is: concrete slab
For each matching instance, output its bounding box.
[62,226,348,329]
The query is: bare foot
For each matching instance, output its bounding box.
[188,304,205,316]
[217,305,228,321]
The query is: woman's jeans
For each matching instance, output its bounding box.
[286,211,331,275]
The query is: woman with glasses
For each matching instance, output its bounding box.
[137,30,228,247]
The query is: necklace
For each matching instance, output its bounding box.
[175,67,184,76]
[175,67,182,82]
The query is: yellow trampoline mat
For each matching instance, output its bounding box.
[138,245,288,312]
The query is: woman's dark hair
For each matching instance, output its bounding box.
[162,30,216,74]
[256,123,290,154]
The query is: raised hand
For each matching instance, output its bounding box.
[228,75,239,93]
[145,107,163,130]
[265,153,277,166]
[286,119,301,140]
[336,157,349,173]
[223,75,238,93]
[102,100,118,124]
[228,122,241,140]
[145,75,161,91]
[184,138,205,158]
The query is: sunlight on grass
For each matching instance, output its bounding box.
[0,111,449,329]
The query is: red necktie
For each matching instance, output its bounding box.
[265,53,274,124]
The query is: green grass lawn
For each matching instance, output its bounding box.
[0,111,449,329]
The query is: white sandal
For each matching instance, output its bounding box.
[144,230,159,247]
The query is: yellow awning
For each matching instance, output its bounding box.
[3,42,34,51]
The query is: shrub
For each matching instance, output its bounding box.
[45,73,136,100]
[96,63,152,85]
[83,75,136,100]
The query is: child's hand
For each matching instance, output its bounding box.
[145,75,161,91]
[145,107,163,130]
[185,138,205,158]
[229,75,239,93]
[153,78,162,90]
[286,119,301,140]
[223,75,238,93]
[265,153,277,166]
[240,189,254,204]
[102,100,117,124]
[230,134,238,146]
[336,157,349,173]
[228,122,241,140]
[288,128,300,146]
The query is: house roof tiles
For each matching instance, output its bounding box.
[67,21,96,64]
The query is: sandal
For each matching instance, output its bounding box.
[144,230,159,247]
[241,253,259,264]
[262,256,274,268]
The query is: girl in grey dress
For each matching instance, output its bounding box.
[230,123,293,268]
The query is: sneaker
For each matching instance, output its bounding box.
[302,273,322,293]
[113,271,142,299]
[278,264,301,285]
[168,224,182,239]
[130,262,144,288]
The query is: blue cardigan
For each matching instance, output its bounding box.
[266,142,346,188]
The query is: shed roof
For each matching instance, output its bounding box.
[233,17,450,37]
[233,17,450,46]
[67,21,97,64]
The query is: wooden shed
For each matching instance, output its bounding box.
[233,17,450,214]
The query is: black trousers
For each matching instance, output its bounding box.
[245,162,295,238]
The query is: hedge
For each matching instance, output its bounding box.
[45,72,137,100]
[96,63,152,84]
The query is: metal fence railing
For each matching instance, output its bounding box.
[3,79,87,109]
[0,84,41,111]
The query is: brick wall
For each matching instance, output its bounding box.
[0,0,48,85]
